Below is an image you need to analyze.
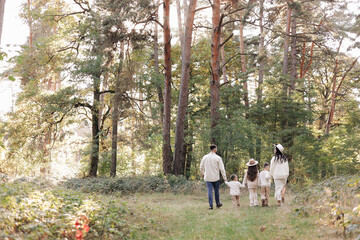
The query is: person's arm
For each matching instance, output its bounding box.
[285,161,289,177]
[225,181,230,186]
[257,172,261,186]
[218,157,227,181]
[200,156,205,177]
[266,171,272,183]
[269,157,275,177]
[243,171,248,185]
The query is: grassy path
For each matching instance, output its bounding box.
[130,189,324,240]
[2,177,357,239]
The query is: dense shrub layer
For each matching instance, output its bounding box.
[0,178,156,239]
[294,175,360,239]
[61,175,203,195]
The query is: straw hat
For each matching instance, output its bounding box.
[246,158,259,166]
[274,144,284,154]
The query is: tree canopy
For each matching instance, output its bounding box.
[0,0,359,181]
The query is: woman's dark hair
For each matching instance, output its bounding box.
[247,165,258,182]
[274,147,287,163]
[210,144,217,151]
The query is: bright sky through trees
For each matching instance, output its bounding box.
[0,1,26,116]
[1,0,360,179]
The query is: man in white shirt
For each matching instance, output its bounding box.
[200,144,227,209]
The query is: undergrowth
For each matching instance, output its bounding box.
[0,178,156,239]
[61,175,203,195]
[294,175,360,239]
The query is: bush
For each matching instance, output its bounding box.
[294,175,360,238]
[61,175,202,195]
[0,180,156,239]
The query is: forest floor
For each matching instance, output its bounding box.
[2,177,357,239]
[130,190,328,240]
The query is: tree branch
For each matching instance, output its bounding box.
[123,92,153,101]
[45,11,86,22]
[100,105,112,130]
[73,0,91,12]
[151,18,164,29]
[335,57,359,94]
[220,33,233,47]
[74,101,93,110]
[195,5,211,12]
[224,6,247,17]
[99,90,115,95]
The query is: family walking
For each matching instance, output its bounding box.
[200,144,289,209]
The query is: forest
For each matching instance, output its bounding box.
[0,0,359,239]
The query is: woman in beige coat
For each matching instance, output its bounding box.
[270,144,289,206]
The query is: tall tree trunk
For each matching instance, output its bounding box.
[185,143,193,179]
[325,60,338,135]
[181,117,188,173]
[256,0,265,162]
[257,0,265,103]
[324,38,342,134]
[0,0,5,45]
[28,0,33,47]
[183,0,188,21]
[318,111,327,130]
[282,6,291,78]
[89,77,101,177]
[175,92,189,175]
[238,3,254,158]
[176,0,183,49]
[99,54,113,129]
[220,36,228,83]
[287,11,297,163]
[289,13,297,96]
[185,124,193,179]
[281,5,292,140]
[173,0,197,176]
[210,0,221,145]
[239,10,249,112]
[162,0,173,175]
[154,0,163,124]
[110,42,124,177]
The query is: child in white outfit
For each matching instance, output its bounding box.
[225,174,245,207]
[259,162,271,207]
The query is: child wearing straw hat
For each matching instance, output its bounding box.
[242,159,260,207]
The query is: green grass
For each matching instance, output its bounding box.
[130,189,324,240]
[2,179,350,239]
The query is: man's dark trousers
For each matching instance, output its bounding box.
[206,180,220,208]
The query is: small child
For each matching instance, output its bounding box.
[259,162,271,207]
[243,158,260,207]
[225,174,245,207]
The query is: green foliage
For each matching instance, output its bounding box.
[294,175,360,238]
[62,175,202,195]
[0,178,156,239]
[1,0,359,183]
[0,85,79,174]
